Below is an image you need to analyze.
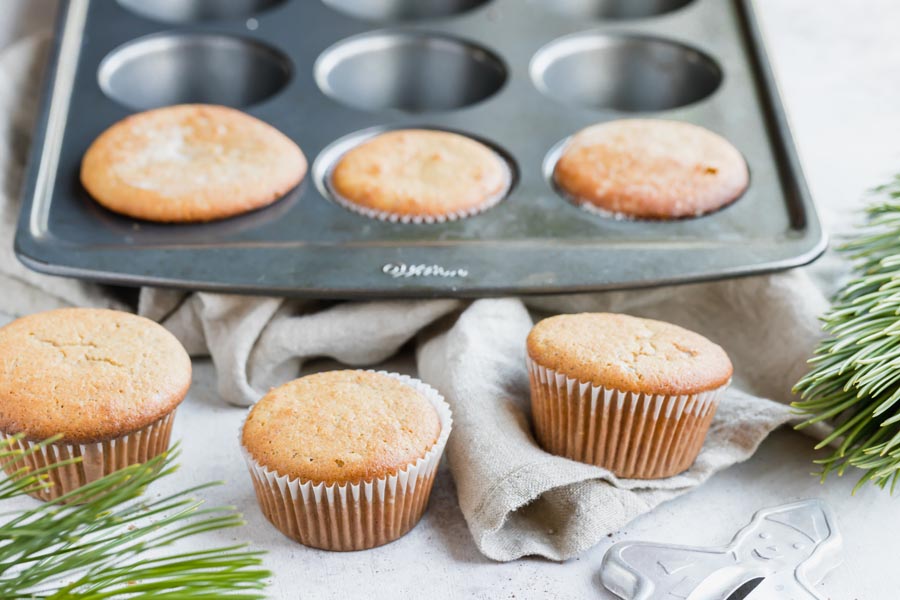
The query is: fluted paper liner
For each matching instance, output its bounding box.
[327,151,513,225]
[527,358,726,479]
[242,371,453,551]
[0,410,176,502]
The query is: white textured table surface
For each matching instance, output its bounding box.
[4,1,900,599]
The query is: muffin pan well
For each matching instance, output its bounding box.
[322,0,491,22]
[117,0,287,24]
[16,0,824,297]
[315,32,507,113]
[98,33,292,110]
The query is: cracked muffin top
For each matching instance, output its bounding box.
[527,313,732,395]
[0,308,191,443]
[330,129,510,221]
[242,370,441,484]
[553,119,749,219]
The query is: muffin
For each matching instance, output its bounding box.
[0,308,191,501]
[241,370,452,551]
[329,129,510,223]
[81,104,307,222]
[526,313,732,479]
[553,119,749,219]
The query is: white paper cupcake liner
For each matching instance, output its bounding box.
[0,410,176,503]
[329,183,509,224]
[326,149,513,225]
[241,371,453,551]
[527,357,726,479]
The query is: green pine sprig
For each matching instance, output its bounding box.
[0,435,270,598]
[794,174,900,493]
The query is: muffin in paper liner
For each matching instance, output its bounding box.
[552,119,750,220]
[328,178,510,225]
[241,371,453,551]
[527,357,726,479]
[0,411,176,503]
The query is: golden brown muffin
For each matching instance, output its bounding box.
[81,104,306,222]
[526,313,732,479]
[553,119,749,219]
[243,370,441,484]
[241,370,451,551]
[527,313,733,396]
[330,129,509,222]
[0,308,191,500]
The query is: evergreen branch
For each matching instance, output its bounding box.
[0,437,269,597]
[794,174,900,492]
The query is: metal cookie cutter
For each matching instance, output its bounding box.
[600,499,842,600]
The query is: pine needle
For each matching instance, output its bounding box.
[794,174,900,492]
[0,436,270,597]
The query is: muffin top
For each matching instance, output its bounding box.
[330,129,509,220]
[553,119,749,219]
[81,104,307,223]
[0,308,191,443]
[527,313,732,395]
[242,371,442,483]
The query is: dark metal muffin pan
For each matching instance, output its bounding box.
[16,0,825,298]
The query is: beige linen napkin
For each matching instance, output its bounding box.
[0,35,830,561]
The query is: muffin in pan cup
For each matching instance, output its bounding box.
[527,313,732,479]
[329,128,511,224]
[0,308,191,502]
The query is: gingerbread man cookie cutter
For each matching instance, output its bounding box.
[601,499,842,599]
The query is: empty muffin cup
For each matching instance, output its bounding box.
[118,0,286,23]
[323,0,490,21]
[99,33,292,110]
[531,33,721,112]
[315,31,506,113]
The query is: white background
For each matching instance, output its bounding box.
[3,1,900,598]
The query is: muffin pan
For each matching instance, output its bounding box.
[16,0,825,298]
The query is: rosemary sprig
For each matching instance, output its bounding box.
[0,436,270,598]
[794,174,900,493]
